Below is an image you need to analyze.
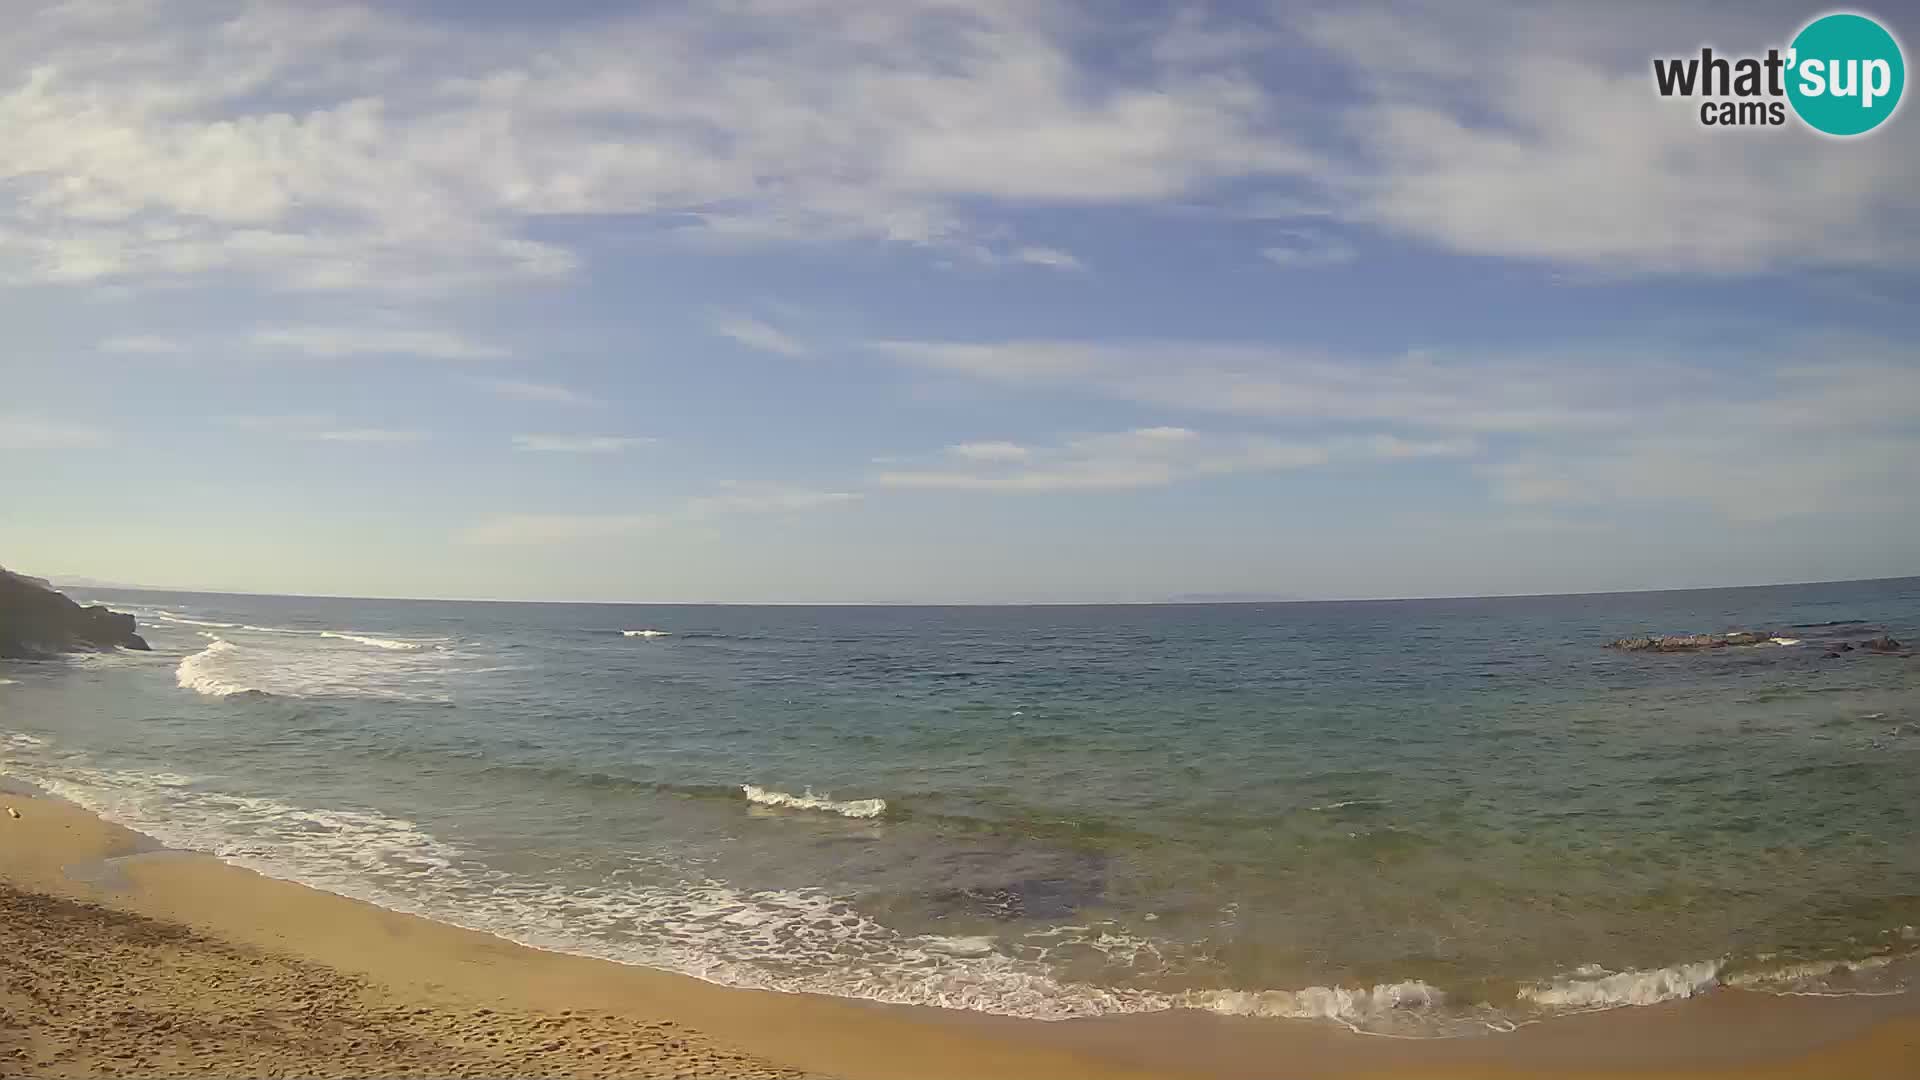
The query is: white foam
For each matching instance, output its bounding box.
[1517,960,1721,1009]
[622,629,671,638]
[3,732,45,749]
[0,678,16,686]
[153,611,239,628]
[1188,981,1454,1034]
[1725,955,1903,996]
[742,784,887,819]
[175,639,254,697]
[920,935,997,958]
[319,631,426,651]
[1769,637,1802,646]
[1310,799,1388,811]
[172,633,450,702]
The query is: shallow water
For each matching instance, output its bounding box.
[3,580,1917,1034]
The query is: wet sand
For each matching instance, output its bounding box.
[2,789,1917,1079]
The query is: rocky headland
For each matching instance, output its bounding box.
[0,567,149,660]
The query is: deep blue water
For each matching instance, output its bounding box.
[3,579,1917,1034]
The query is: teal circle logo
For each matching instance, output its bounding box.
[1787,13,1905,136]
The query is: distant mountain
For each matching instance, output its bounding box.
[1164,592,1308,604]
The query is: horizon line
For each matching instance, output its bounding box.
[51,573,1920,608]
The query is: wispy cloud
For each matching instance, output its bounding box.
[875,335,1920,520]
[472,377,597,406]
[948,441,1031,462]
[464,489,861,545]
[311,428,428,444]
[0,416,110,450]
[711,314,807,357]
[250,326,507,360]
[1259,230,1355,268]
[1011,246,1086,271]
[511,435,655,453]
[98,335,186,355]
[228,415,428,445]
[878,426,1331,493]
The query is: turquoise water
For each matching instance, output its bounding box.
[2,580,1917,1035]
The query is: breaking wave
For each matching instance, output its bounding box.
[153,612,239,628]
[174,639,257,697]
[742,784,887,819]
[1517,960,1721,1009]
[319,632,427,651]
[622,629,671,638]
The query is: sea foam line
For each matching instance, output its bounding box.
[741,784,887,819]
[622,629,671,638]
[1517,960,1722,1009]
[319,631,426,651]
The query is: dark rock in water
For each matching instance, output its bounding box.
[1861,636,1904,653]
[1606,631,1771,652]
[1824,651,1842,659]
[0,567,149,659]
[1835,642,1855,653]
[925,876,1102,921]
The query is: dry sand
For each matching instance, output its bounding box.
[2,789,1917,1079]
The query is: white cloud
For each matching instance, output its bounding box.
[879,426,1331,493]
[471,377,596,405]
[311,428,426,443]
[0,416,109,449]
[227,414,428,444]
[948,441,1031,462]
[1298,4,1920,273]
[1011,246,1085,270]
[1259,230,1355,268]
[711,314,808,357]
[876,334,1920,520]
[250,326,506,360]
[99,335,185,354]
[511,435,654,453]
[465,489,862,545]
[0,1,1321,294]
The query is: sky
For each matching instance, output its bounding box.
[2,0,1917,603]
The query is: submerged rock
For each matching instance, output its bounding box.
[0,567,149,659]
[1860,636,1904,653]
[1605,632,1773,653]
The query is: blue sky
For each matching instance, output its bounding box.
[3,0,1917,602]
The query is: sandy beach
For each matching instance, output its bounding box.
[1,786,1915,1079]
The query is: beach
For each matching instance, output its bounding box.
[4,788,1918,1079]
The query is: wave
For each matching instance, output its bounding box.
[1187,980,1476,1035]
[1769,637,1802,646]
[1309,798,1389,811]
[1516,959,1721,1009]
[0,678,16,686]
[741,784,887,819]
[319,631,426,651]
[621,629,671,639]
[16,757,1914,1034]
[174,639,259,697]
[153,612,239,628]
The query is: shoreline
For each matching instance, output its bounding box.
[2,787,1918,1078]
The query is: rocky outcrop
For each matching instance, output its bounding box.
[0,567,149,659]
[1606,631,1774,652]
[1860,636,1904,653]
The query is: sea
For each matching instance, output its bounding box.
[3,579,1917,1037]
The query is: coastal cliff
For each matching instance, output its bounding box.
[0,567,149,659]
